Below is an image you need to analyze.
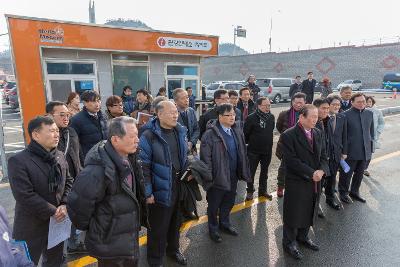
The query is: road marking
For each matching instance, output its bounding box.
[370,151,400,165]
[384,113,400,119]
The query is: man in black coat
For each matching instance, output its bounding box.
[246,74,261,102]
[46,101,84,253]
[301,72,317,104]
[338,93,374,204]
[8,116,73,266]
[67,117,148,267]
[339,86,353,112]
[237,87,256,122]
[200,104,251,243]
[199,89,230,138]
[243,97,275,200]
[70,90,108,161]
[281,105,329,260]
[289,75,303,98]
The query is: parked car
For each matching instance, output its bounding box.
[205,81,245,100]
[336,80,362,91]
[256,78,294,103]
[382,73,400,90]
[2,82,16,103]
[8,87,19,109]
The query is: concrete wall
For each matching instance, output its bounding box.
[201,43,400,88]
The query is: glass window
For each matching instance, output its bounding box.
[184,79,198,97]
[49,80,72,102]
[74,80,94,96]
[256,79,270,87]
[272,79,291,87]
[47,62,94,75]
[168,79,182,99]
[207,83,220,90]
[167,65,198,76]
[113,65,148,96]
[224,84,235,90]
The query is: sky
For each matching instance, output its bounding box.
[1,0,399,53]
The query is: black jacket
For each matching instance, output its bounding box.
[237,99,256,121]
[198,107,219,139]
[67,141,148,260]
[340,100,352,112]
[58,127,81,178]
[301,79,317,103]
[281,124,329,228]
[289,83,302,98]
[70,107,108,160]
[243,111,275,154]
[343,107,374,161]
[8,148,73,240]
[200,120,251,191]
[247,82,261,100]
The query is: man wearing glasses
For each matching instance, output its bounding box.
[198,89,230,138]
[200,103,251,243]
[46,101,84,254]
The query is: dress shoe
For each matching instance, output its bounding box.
[67,243,87,255]
[209,232,222,243]
[219,226,239,236]
[364,170,370,177]
[340,195,353,204]
[283,244,303,260]
[183,211,198,220]
[349,193,366,203]
[167,252,187,266]
[245,192,254,201]
[277,186,284,198]
[326,199,340,210]
[317,205,325,218]
[259,192,273,200]
[298,239,320,251]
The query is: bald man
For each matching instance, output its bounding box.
[139,101,190,266]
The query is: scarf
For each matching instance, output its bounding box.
[288,107,297,128]
[27,140,62,192]
[256,108,272,128]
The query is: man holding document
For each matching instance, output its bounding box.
[8,116,73,267]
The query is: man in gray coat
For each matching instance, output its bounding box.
[338,93,374,204]
[200,103,251,243]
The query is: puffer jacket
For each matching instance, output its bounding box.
[67,141,148,260]
[139,118,188,207]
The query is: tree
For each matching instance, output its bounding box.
[218,43,250,56]
[105,18,152,30]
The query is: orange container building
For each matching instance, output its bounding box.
[6,14,218,141]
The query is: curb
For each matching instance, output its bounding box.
[380,106,400,116]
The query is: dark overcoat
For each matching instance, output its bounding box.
[281,124,329,228]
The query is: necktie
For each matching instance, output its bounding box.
[123,159,134,189]
[243,103,249,120]
[226,128,232,136]
[331,115,336,133]
[305,130,313,147]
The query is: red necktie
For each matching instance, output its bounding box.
[243,104,249,120]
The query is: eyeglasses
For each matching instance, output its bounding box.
[53,113,71,118]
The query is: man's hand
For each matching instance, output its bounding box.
[188,142,193,150]
[54,205,67,222]
[312,170,323,182]
[341,154,347,160]
[146,195,155,204]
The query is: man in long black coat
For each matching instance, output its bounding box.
[338,93,374,204]
[301,72,317,104]
[281,104,329,260]
[8,116,73,266]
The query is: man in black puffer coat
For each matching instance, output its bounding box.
[67,117,148,267]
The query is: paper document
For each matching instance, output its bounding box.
[47,215,72,249]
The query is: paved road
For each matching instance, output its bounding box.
[1,97,399,266]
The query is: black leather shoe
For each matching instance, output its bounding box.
[298,239,320,251]
[283,244,303,260]
[259,192,273,200]
[349,193,366,203]
[167,252,187,266]
[340,195,353,204]
[209,232,222,243]
[183,211,198,220]
[245,192,254,201]
[219,226,239,236]
[326,199,341,210]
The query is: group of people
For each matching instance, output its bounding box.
[4,76,384,266]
